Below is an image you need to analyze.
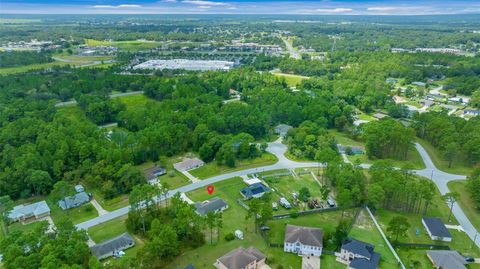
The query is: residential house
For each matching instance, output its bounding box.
[412,81,427,87]
[75,184,85,193]
[339,239,381,269]
[144,166,167,181]
[422,217,452,242]
[427,250,467,269]
[240,183,270,199]
[214,246,267,269]
[274,124,293,138]
[337,144,364,155]
[243,177,262,186]
[284,224,323,257]
[464,109,480,116]
[58,192,91,210]
[8,201,51,222]
[173,158,205,172]
[195,197,228,216]
[90,233,135,260]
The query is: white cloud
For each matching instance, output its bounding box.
[367,6,396,11]
[160,0,177,2]
[315,8,353,13]
[197,5,211,9]
[182,0,228,6]
[93,4,142,8]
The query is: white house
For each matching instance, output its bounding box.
[284,224,323,257]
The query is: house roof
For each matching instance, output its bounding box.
[284,224,323,247]
[8,201,50,220]
[74,185,84,193]
[464,109,480,115]
[217,247,265,269]
[423,217,452,238]
[342,239,375,259]
[349,252,381,269]
[90,233,135,259]
[195,197,228,215]
[144,166,166,179]
[58,192,90,210]
[427,250,467,269]
[240,183,270,199]
[274,124,292,136]
[173,158,204,171]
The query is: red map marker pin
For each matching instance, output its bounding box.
[207,185,214,195]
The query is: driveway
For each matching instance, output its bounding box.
[302,255,320,269]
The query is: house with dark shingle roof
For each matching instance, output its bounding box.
[339,239,381,269]
[214,246,267,269]
[194,197,228,216]
[284,224,323,256]
[90,233,135,260]
[274,124,292,138]
[422,217,452,242]
[240,183,270,199]
[427,250,467,269]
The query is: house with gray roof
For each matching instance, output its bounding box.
[75,184,84,193]
[422,217,452,242]
[427,250,467,269]
[58,192,91,210]
[90,233,135,260]
[284,224,323,256]
[173,158,205,172]
[214,246,266,269]
[464,109,480,116]
[8,201,51,222]
[195,197,228,216]
[274,124,292,138]
[144,166,166,181]
[339,239,381,269]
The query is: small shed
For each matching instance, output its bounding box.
[422,217,452,242]
[75,184,84,193]
[235,230,244,240]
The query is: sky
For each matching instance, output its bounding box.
[1,0,480,15]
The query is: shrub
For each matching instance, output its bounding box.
[225,233,235,241]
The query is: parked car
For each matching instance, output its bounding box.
[327,197,336,207]
[272,202,278,211]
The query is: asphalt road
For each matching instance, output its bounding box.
[283,38,300,59]
[76,141,480,248]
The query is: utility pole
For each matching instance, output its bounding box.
[472,231,478,249]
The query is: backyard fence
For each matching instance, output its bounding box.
[272,206,358,219]
[394,243,451,250]
[237,199,250,210]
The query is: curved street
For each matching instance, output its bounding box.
[76,140,479,248]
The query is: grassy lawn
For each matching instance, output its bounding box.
[416,138,473,175]
[375,203,480,269]
[331,130,425,169]
[84,39,163,51]
[136,158,190,189]
[0,61,72,74]
[349,210,399,268]
[267,209,356,246]
[88,215,129,243]
[92,189,129,212]
[321,255,346,269]
[448,180,480,231]
[272,72,310,87]
[116,94,152,110]
[170,178,356,269]
[263,171,322,204]
[49,202,98,225]
[8,220,48,234]
[168,177,303,269]
[189,153,278,179]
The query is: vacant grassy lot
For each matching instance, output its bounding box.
[448,180,480,231]
[84,39,163,51]
[272,72,310,87]
[0,61,71,74]
[416,138,473,175]
[91,189,129,212]
[116,94,152,110]
[349,210,399,268]
[189,153,278,179]
[88,215,128,243]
